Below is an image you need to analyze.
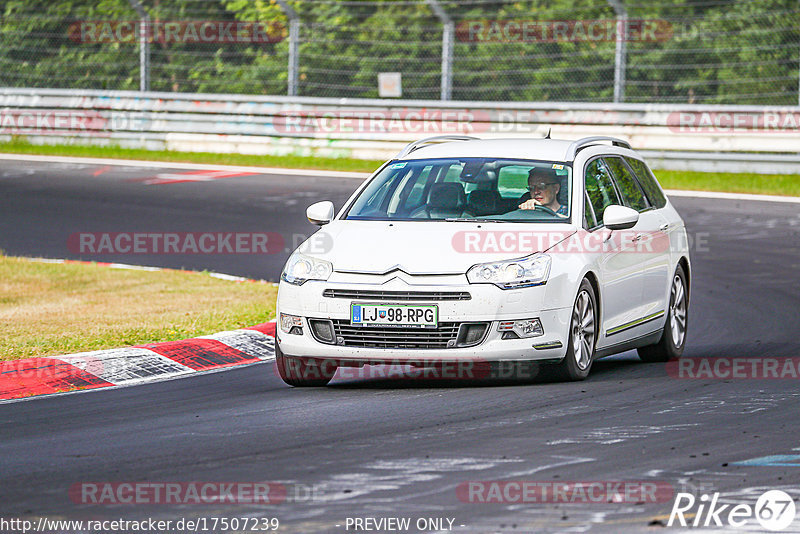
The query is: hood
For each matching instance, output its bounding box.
[301,220,577,275]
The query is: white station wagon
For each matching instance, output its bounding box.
[276,136,690,386]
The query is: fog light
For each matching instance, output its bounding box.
[498,318,544,338]
[309,319,336,344]
[280,313,303,334]
[456,323,489,347]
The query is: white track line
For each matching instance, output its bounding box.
[23,257,277,285]
[664,189,800,204]
[0,153,370,179]
[2,152,798,204]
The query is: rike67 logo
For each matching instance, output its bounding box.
[669,490,796,531]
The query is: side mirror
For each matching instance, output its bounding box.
[306,201,335,226]
[603,205,639,230]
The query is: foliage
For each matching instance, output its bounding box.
[0,0,797,103]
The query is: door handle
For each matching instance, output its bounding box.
[659,223,670,232]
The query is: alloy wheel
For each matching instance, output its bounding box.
[572,289,595,371]
[670,274,687,348]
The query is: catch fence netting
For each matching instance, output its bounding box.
[0,0,798,104]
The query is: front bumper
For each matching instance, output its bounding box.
[276,273,571,363]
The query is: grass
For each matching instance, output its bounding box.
[654,169,800,197]
[0,139,384,173]
[0,254,278,361]
[0,139,798,196]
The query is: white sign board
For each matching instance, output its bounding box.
[378,72,402,98]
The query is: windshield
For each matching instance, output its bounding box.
[344,158,572,222]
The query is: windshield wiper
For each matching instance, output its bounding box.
[444,217,512,223]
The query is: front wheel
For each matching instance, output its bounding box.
[638,264,689,362]
[275,343,337,387]
[551,279,597,381]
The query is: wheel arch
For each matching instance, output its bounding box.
[582,269,602,330]
[677,256,691,299]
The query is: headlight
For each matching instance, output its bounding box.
[281,251,333,285]
[280,313,303,334]
[466,254,551,289]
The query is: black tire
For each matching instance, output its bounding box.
[638,264,689,362]
[275,343,337,387]
[551,279,597,381]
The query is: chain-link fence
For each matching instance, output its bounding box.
[1,0,798,105]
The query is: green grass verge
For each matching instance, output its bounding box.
[0,139,798,196]
[0,254,278,361]
[0,139,384,173]
[654,169,800,197]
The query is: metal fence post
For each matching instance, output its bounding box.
[427,0,453,101]
[608,0,627,103]
[127,0,150,92]
[275,0,300,97]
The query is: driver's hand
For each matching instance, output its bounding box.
[518,198,541,210]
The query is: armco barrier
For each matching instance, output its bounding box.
[1,88,799,174]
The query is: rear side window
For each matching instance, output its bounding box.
[625,157,667,209]
[584,158,621,222]
[497,165,530,197]
[605,157,649,212]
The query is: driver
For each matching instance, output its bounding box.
[519,167,568,217]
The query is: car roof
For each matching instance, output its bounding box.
[400,137,629,163]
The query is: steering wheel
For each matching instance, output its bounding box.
[514,204,558,217]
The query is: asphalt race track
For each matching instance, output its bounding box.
[1,158,800,533]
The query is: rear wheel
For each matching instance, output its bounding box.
[551,279,597,381]
[275,343,337,387]
[638,264,688,362]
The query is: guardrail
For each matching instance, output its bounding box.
[1,88,799,174]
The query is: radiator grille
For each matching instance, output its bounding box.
[322,289,470,301]
[332,320,476,349]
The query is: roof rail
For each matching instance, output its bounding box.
[566,136,631,160]
[396,135,479,158]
